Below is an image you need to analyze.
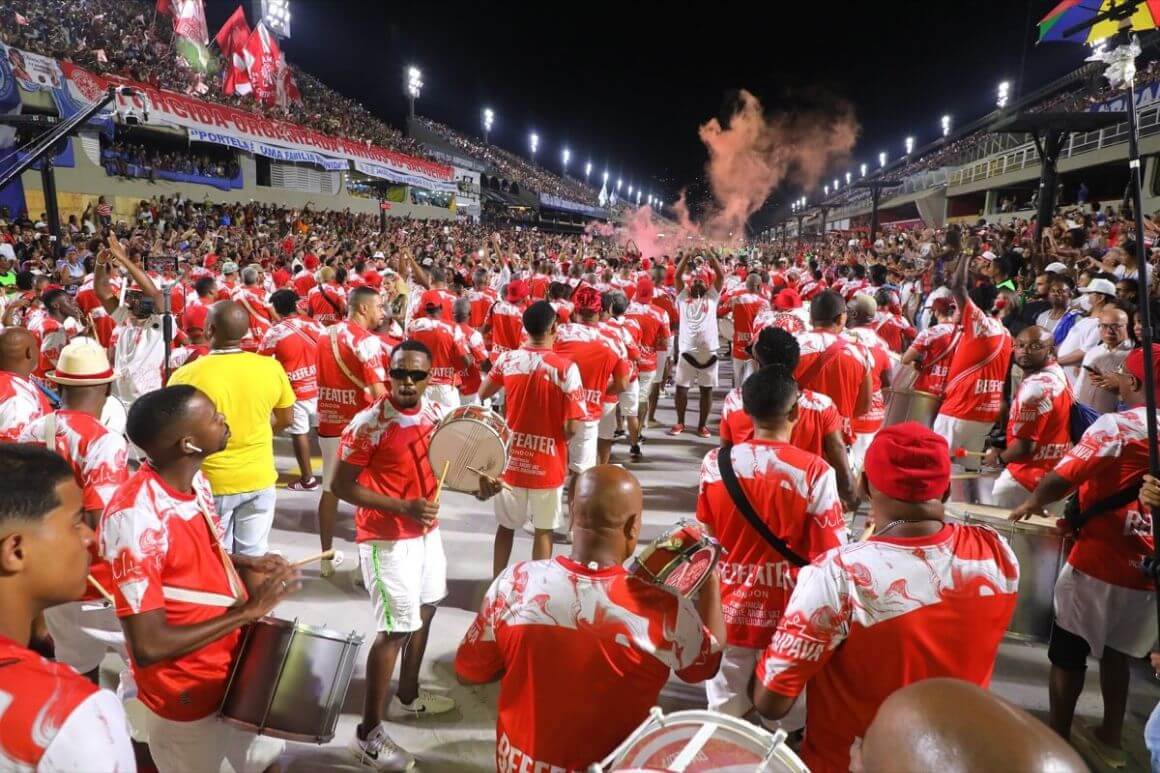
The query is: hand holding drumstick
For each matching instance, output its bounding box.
[467,464,509,501]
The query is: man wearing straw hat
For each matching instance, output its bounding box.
[19,340,130,688]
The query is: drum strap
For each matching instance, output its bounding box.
[797,338,846,387]
[329,326,367,391]
[680,351,718,370]
[717,448,808,568]
[1064,478,1144,533]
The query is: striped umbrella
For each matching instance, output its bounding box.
[1038,0,1160,43]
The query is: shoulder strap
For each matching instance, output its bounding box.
[716,447,809,568]
[1065,477,1145,533]
[797,335,847,387]
[328,326,367,391]
[921,326,962,372]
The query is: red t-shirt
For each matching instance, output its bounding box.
[722,292,772,359]
[698,441,847,648]
[549,299,572,325]
[272,267,291,288]
[793,330,868,443]
[339,396,445,541]
[529,275,551,300]
[258,316,325,400]
[1054,407,1157,589]
[306,283,348,327]
[292,269,317,297]
[757,524,1018,772]
[753,308,806,338]
[466,288,498,329]
[183,296,213,333]
[457,323,489,396]
[553,323,628,420]
[719,386,840,456]
[601,317,642,388]
[454,557,721,772]
[484,300,526,360]
[100,466,247,721]
[626,301,671,373]
[485,347,585,489]
[844,328,891,435]
[28,314,74,382]
[316,321,387,437]
[651,292,678,333]
[1005,364,1072,492]
[0,371,52,442]
[938,299,1012,423]
[405,317,471,386]
[231,285,273,350]
[872,312,915,354]
[909,322,959,396]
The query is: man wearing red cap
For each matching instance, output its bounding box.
[1011,345,1160,763]
[753,422,1018,772]
[752,289,806,339]
[626,278,671,453]
[406,290,475,410]
[719,273,771,389]
[871,288,916,354]
[671,252,724,437]
[901,297,959,397]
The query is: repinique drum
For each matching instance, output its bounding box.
[592,707,808,772]
[428,405,511,493]
[219,617,363,743]
[948,473,1000,506]
[946,503,1067,643]
[883,388,940,428]
[626,521,722,597]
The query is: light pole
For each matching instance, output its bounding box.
[860,163,867,177]
[562,147,571,176]
[905,136,914,155]
[941,114,951,137]
[529,132,539,163]
[585,161,592,183]
[482,108,494,144]
[845,171,852,186]
[879,151,887,168]
[405,66,422,119]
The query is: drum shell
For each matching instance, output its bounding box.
[948,473,1000,506]
[428,406,511,493]
[946,506,1066,643]
[883,389,940,428]
[219,617,363,743]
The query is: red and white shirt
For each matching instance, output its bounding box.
[626,301,670,374]
[230,285,273,350]
[793,330,868,443]
[457,323,489,397]
[872,311,915,354]
[939,299,1012,424]
[719,387,841,456]
[0,371,52,442]
[721,291,771,359]
[484,347,585,489]
[549,299,573,325]
[339,396,445,542]
[20,410,128,603]
[698,442,847,648]
[0,636,134,772]
[484,299,526,360]
[757,524,1019,772]
[100,465,247,721]
[1054,407,1158,590]
[183,295,213,333]
[306,282,348,326]
[466,288,498,329]
[28,314,76,383]
[258,315,325,400]
[316,321,386,438]
[292,268,317,297]
[601,317,642,386]
[908,322,959,396]
[1005,364,1072,492]
[405,317,472,386]
[552,324,627,421]
[844,327,892,435]
[753,308,806,338]
[454,557,721,772]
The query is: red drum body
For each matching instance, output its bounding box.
[626,520,722,596]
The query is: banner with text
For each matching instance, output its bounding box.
[8,47,61,91]
[1087,82,1160,113]
[539,192,603,217]
[186,127,348,170]
[353,159,458,193]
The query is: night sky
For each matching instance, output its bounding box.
[205,1,1095,226]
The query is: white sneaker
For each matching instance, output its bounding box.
[349,724,415,771]
[392,690,456,716]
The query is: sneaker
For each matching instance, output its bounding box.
[668,424,685,436]
[320,557,336,578]
[287,477,320,492]
[392,690,456,716]
[349,724,415,771]
[630,444,643,461]
[613,428,627,438]
[1071,720,1126,768]
[696,426,711,438]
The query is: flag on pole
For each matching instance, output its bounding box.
[214,6,252,95]
[243,22,282,104]
[598,182,608,208]
[156,0,173,16]
[173,0,209,45]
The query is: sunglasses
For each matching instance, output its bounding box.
[389,368,429,382]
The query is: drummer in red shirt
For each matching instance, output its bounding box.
[901,296,959,397]
[455,465,724,772]
[753,423,1019,772]
[405,290,474,410]
[720,273,771,388]
[1011,345,1160,764]
[793,290,872,444]
[100,386,298,773]
[483,279,529,364]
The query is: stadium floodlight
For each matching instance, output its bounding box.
[860,163,868,177]
[585,161,592,181]
[482,108,494,143]
[997,80,1011,109]
[616,178,623,191]
[636,190,641,205]
[941,114,951,137]
[845,171,852,185]
[879,151,887,168]
[905,136,914,155]
[824,185,829,196]
[405,66,423,118]
[562,147,571,174]
[261,0,291,38]
[628,184,634,196]
[529,132,539,161]
[603,170,609,183]
[648,195,653,206]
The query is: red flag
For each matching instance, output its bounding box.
[214,6,250,55]
[275,54,301,108]
[14,12,29,25]
[156,0,172,16]
[243,22,281,104]
[173,0,208,45]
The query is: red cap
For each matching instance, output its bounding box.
[505,279,529,303]
[774,288,802,310]
[635,278,655,301]
[1125,345,1160,405]
[419,290,444,313]
[303,254,320,270]
[573,285,603,314]
[641,258,652,271]
[864,422,950,503]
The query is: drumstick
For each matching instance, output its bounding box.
[466,465,512,490]
[953,447,987,458]
[859,522,875,542]
[433,460,450,504]
[292,549,336,568]
[88,574,115,605]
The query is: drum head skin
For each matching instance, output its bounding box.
[429,415,508,493]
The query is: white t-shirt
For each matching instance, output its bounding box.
[677,289,719,354]
[110,306,170,403]
[1077,340,1132,412]
[1057,316,1101,385]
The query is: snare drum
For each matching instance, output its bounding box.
[593,707,807,772]
[428,405,511,493]
[946,503,1067,643]
[626,521,722,597]
[219,617,363,743]
[883,388,940,428]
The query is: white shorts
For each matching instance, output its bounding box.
[732,357,756,387]
[495,486,563,531]
[568,419,599,472]
[319,435,341,493]
[597,403,619,442]
[705,645,761,717]
[848,431,877,480]
[1054,564,1158,659]
[932,414,993,471]
[426,383,461,411]
[286,398,317,436]
[143,705,285,773]
[359,530,447,635]
[637,370,656,405]
[43,600,127,674]
[619,380,640,413]
[675,352,719,389]
[460,392,480,406]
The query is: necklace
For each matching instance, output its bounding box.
[875,518,942,537]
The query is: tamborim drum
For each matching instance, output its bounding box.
[219,617,363,743]
[946,503,1067,643]
[626,521,722,597]
[428,405,511,493]
[592,707,808,772]
[883,388,940,428]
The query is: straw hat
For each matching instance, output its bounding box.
[47,339,117,387]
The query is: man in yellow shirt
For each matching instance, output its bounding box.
[170,301,295,555]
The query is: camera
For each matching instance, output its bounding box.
[134,295,156,318]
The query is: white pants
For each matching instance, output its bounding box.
[143,706,285,773]
[495,486,563,531]
[568,419,599,472]
[706,645,808,730]
[932,414,993,471]
[1054,564,1158,659]
[848,431,877,480]
[43,601,127,674]
[732,357,755,388]
[213,486,276,556]
[359,530,447,634]
[426,383,461,411]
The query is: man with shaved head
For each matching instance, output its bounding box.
[456,465,725,772]
[853,679,1088,773]
[0,327,52,440]
[169,301,296,555]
